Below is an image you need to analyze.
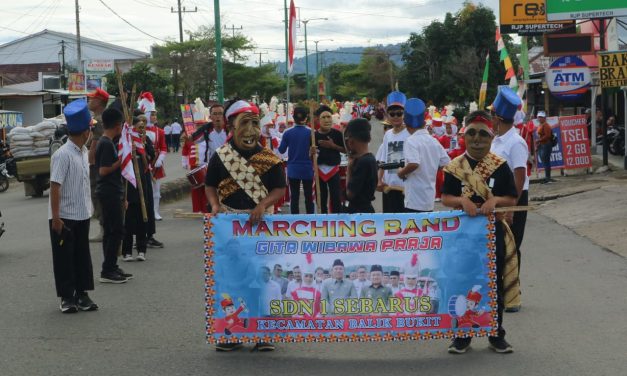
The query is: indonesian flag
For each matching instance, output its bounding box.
[118,123,144,188]
[288,0,297,73]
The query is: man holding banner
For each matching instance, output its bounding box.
[205,100,286,351]
[442,109,519,354]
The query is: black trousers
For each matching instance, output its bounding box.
[122,202,147,256]
[165,134,172,150]
[172,134,181,152]
[289,178,314,214]
[511,190,528,273]
[49,219,94,299]
[319,173,341,214]
[382,190,405,213]
[99,196,124,274]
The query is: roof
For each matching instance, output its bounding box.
[0,29,149,60]
[0,87,45,97]
[0,63,60,85]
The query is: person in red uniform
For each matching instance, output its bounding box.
[455,286,484,328]
[182,120,212,213]
[220,295,248,335]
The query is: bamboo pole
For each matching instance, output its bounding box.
[309,104,321,213]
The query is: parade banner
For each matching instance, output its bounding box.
[204,211,498,344]
[180,104,195,135]
[533,116,565,170]
[559,115,591,169]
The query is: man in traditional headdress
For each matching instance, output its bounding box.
[205,100,286,352]
[442,110,519,355]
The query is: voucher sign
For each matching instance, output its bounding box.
[559,115,591,169]
[204,212,498,344]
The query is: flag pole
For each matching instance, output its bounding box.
[284,0,290,103]
[115,67,147,222]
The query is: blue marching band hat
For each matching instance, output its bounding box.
[492,87,521,122]
[64,99,92,133]
[404,98,426,128]
[386,91,407,109]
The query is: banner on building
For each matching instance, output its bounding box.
[205,212,499,344]
[546,0,627,21]
[598,51,627,89]
[68,73,85,94]
[85,59,115,75]
[499,0,573,35]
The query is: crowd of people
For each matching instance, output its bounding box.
[49,84,546,354]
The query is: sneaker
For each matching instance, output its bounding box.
[76,293,99,311]
[60,297,78,313]
[215,343,243,352]
[488,337,514,353]
[115,268,133,280]
[147,237,164,248]
[136,252,146,261]
[122,254,134,262]
[254,342,275,352]
[448,337,471,354]
[99,271,128,284]
[155,213,163,221]
[505,305,520,313]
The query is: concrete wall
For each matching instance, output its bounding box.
[2,97,44,125]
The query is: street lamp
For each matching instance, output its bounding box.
[301,17,327,99]
[313,39,333,79]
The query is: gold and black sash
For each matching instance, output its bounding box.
[216,145,282,204]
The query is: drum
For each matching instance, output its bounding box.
[186,165,207,188]
[447,295,467,318]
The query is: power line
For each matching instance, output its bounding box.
[97,0,168,42]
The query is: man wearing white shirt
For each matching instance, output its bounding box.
[398,98,450,212]
[285,265,302,298]
[170,119,182,153]
[352,265,371,297]
[490,88,528,313]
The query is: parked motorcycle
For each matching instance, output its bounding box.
[0,159,10,193]
[609,125,625,156]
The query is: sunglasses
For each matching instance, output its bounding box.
[388,111,404,118]
[465,129,492,138]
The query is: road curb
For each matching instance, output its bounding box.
[161,177,191,204]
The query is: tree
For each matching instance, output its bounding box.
[223,62,285,101]
[103,62,172,117]
[399,1,520,106]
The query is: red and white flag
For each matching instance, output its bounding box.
[118,123,144,188]
[288,0,297,73]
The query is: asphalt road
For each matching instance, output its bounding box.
[1,121,625,375]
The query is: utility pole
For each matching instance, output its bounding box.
[171,0,197,43]
[255,51,269,67]
[214,0,224,103]
[223,25,243,63]
[224,24,243,38]
[301,18,327,99]
[59,41,67,89]
[313,39,333,79]
[75,0,81,69]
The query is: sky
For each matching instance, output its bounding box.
[0,0,501,66]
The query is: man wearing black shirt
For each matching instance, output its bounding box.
[96,108,131,284]
[204,100,285,352]
[313,105,346,213]
[344,118,377,213]
[442,110,517,355]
